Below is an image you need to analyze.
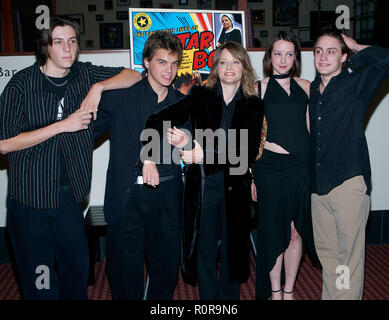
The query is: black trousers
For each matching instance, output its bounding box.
[197,171,240,300]
[106,179,181,300]
[7,186,89,300]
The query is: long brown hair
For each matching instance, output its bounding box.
[206,41,257,98]
[263,31,301,77]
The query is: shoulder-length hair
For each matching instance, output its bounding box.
[263,31,301,77]
[206,41,257,98]
[36,16,80,66]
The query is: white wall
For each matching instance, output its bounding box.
[0,50,388,227]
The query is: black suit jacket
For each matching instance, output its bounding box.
[94,78,184,225]
[146,84,265,284]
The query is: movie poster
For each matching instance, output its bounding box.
[129,9,245,75]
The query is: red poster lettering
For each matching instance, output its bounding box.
[200,31,214,50]
[193,51,207,70]
[207,50,216,68]
[176,32,191,49]
[186,32,199,50]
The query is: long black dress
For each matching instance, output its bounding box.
[253,75,315,300]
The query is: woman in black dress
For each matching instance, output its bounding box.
[145,41,264,299]
[252,31,314,300]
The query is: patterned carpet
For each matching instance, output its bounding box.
[0,245,388,300]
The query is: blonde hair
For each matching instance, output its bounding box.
[205,41,257,98]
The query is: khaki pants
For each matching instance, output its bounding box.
[311,175,370,300]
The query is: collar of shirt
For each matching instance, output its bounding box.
[216,80,242,107]
[142,76,178,111]
[225,27,237,34]
[311,68,350,97]
[37,61,79,94]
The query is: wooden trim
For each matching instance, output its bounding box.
[246,47,316,52]
[237,0,249,48]
[246,48,266,52]
[51,0,56,16]
[1,0,15,53]
[0,49,132,57]
[0,52,35,56]
[79,49,131,54]
[0,48,325,57]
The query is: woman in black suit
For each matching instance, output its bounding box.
[145,41,264,299]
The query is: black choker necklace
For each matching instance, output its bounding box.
[271,73,290,79]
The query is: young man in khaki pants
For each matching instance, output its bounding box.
[309,31,389,300]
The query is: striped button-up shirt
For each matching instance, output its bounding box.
[0,61,123,209]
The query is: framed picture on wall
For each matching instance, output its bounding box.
[117,0,130,6]
[100,23,123,49]
[140,0,153,8]
[273,0,299,26]
[253,9,265,26]
[105,0,114,10]
[160,3,173,8]
[63,14,85,34]
[116,11,129,20]
[310,11,338,41]
[197,0,212,9]
[85,40,94,48]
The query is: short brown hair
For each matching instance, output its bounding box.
[314,30,351,56]
[206,41,257,98]
[263,31,301,77]
[142,31,183,70]
[36,16,80,66]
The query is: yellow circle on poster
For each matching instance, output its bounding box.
[134,13,151,31]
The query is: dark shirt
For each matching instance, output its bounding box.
[94,78,183,224]
[0,61,123,209]
[140,78,182,177]
[217,82,242,163]
[43,73,72,186]
[44,72,71,98]
[309,46,389,195]
[263,76,309,158]
[218,81,240,132]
